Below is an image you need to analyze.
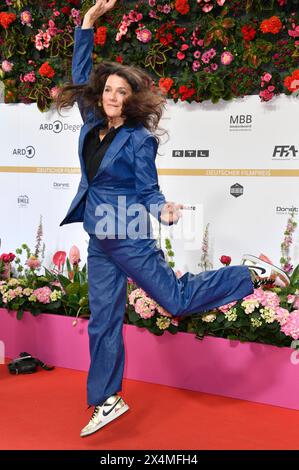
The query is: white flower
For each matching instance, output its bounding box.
[202,313,217,323]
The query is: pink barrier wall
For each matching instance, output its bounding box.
[1,309,299,410]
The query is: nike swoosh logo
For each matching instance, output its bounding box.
[102,397,122,417]
[252,266,266,274]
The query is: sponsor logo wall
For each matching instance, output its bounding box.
[0,94,298,274]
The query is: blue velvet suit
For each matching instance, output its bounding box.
[61,27,253,406]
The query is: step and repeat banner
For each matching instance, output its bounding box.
[0,95,298,274]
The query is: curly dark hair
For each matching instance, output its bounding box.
[55,61,166,135]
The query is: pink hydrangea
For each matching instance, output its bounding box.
[26,256,41,269]
[218,301,237,313]
[280,310,299,339]
[135,297,155,319]
[33,286,52,304]
[275,307,290,326]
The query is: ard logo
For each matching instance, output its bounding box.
[12,146,35,159]
[39,120,63,133]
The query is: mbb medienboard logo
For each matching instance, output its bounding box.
[12,146,35,159]
[272,145,298,160]
[39,120,82,133]
[229,115,253,132]
[172,150,209,158]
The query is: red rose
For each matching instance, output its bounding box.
[94,26,107,47]
[61,7,71,15]
[38,62,55,79]
[241,25,256,41]
[220,255,231,266]
[116,55,123,64]
[0,253,15,263]
[175,0,190,15]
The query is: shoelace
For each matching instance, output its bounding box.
[91,405,100,422]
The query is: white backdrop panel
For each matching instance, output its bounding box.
[0,95,298,275]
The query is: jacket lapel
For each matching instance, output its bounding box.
[93,125,134,180]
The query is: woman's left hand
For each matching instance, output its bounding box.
[160,202,183,225]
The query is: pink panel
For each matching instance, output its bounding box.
[1,309,298,410]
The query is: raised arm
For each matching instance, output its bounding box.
[73,0,118,121]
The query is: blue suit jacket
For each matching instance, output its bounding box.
[60,27,166,237]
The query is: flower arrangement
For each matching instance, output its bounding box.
[1,216,299,347]
[0,0,298,110]
[0,217,88,319]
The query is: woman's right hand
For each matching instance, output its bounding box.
[83,0,118,27]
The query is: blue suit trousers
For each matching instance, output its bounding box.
[87,235,253,405]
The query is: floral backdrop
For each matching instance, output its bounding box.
[0,0,298,111]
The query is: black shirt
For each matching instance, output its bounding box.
[83,124,123,183]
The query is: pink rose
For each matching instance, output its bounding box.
[136,28,152,43]
[221,51,234,65]
[1,60,13,72]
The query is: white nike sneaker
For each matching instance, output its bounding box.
[80,395,129,437]
[241,254,290,288]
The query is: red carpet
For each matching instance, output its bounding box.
[0,362,298,450]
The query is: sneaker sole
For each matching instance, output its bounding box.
[80,404,129,437]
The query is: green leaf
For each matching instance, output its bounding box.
[66,282,80,295]
[58,274,72,289]
[16,309,24,320]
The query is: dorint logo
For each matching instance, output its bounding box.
[39,121,82,133]
[272,145,298,160]
[229,115,252,132]
[172,150,209,158]
[53,182,70,189]
[230,183,244,198]
[17,195,29,207]
[12,146,36,159]
[276,206,298,215]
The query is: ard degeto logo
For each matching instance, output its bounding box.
[17,195,29,208]
[272,145,298,160]
[230,183,244,198]
[229,115,252,132]
[39,120,82,133]
[12,146,35,159]
[172,150,209,158]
